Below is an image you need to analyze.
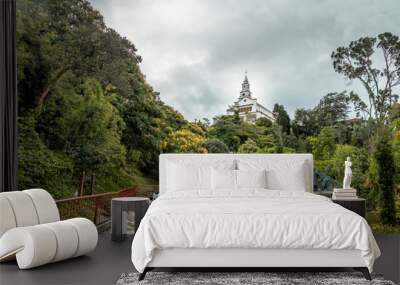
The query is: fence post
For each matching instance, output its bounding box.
[90,173,95,195]
[79,171,85,196]
[93,197,98,224]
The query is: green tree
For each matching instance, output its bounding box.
[17,0,53,111]
[255,117,273,128]
[282,132,301,150]
[18,0,168,190]
[162,128,207,153]
[202,139,229,153]
[238,139,260,153]
[273,104,290,134]
[350,119,376,148]
[332,33,400,123]
[18,113,75,198]
[373,130,397,224]
[314,91,365,126]
[37,79,127,178]
[307,128,337,160]
[391,118,400,189]
[41,0,142,108]
[292,108,319,137]
[210,115,241,151]
[71,80,127,174]
[256,134,276,149]
[186,121,207,137]
[17,0,111,108]
[389,103,400,122]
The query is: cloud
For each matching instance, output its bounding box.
[90,0,400,120]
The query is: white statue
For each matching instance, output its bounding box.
[343,156,352,189]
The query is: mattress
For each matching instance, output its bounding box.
[131,190,380,273]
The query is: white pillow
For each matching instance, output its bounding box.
[211,168,236,191]
[237,159,308,191]
[236,169,267,189]
[266,161,307,191]
[167,163,211,191]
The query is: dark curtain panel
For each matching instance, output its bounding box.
[0,0,18,192]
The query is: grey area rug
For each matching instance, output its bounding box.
[116,272,396,285]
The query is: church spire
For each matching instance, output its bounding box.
[239,71,251,99]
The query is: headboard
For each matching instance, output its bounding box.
[159,153,314,195]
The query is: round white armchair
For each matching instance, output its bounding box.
[0,189,98,269]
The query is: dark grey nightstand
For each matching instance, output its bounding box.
[332,198,366,218]
[111,197,150,242]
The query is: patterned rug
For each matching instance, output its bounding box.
[116,271,396,285]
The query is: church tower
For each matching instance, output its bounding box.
[239,72,252,99]
[227,72,275,123]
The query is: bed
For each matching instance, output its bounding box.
[131,154,380,280]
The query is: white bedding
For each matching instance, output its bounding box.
[131,190,380,273]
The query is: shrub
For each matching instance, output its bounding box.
[18,113,75,199]
[202,138,229,153]
[238,139,260,153]
[373,130,397,225]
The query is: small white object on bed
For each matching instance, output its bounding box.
[131,154,380,276]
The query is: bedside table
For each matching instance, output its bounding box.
[332,198,366,218]
[111,197,150,242]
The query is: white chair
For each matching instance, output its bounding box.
[0,189,98,269]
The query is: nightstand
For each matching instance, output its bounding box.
[111,197,150,242]
[332,198,366,218]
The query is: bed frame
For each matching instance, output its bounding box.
[139,248,370,280]
[139,154,372,281]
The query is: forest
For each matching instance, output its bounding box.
[16,0,399,232]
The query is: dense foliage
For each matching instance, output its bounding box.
[17,0,189,197]
[373,129,396,225]
[17,1,399,231]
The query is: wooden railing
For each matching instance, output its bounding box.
[56,185,159,227]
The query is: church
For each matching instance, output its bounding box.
[227,73,275,123]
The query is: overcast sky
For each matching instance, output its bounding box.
[90,0,400,121]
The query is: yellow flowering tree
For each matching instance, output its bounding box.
[162,128,207,153]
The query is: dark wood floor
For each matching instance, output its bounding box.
[0,233,399,285]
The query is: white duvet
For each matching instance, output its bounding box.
[131,190,380,273]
